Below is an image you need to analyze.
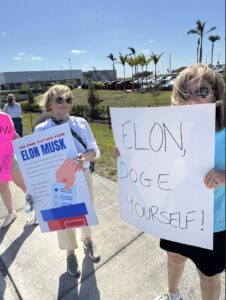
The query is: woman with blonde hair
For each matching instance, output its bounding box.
[155,64,225,300]
[33,84,100,277]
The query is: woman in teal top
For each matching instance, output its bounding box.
[155,64,225,300]
[213,128,225,233]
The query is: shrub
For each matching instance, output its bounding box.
[20,101,42,112]
[92,81,104,89]
[87,82,103,118]
[88,105,107,119]
[71,104,89,117]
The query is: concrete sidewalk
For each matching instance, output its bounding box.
[0,175,225,300]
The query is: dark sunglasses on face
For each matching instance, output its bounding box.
[55,96,73,104]
[194,87,213,98]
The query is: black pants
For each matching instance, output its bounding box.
[12,117,23,137]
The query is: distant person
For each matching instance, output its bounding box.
[32,84,101,277]
[4,93,23,137]
[115,64,225,300]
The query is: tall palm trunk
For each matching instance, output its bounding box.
[199,37,203,63]
[197,39,200,63]
[123,65,126,90]
[210,42,214,66]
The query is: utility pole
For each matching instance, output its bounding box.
[68,57,72,79]
[169,53,171,73]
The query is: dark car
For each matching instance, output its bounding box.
[115,80,140,90]
[105,80,120,90]
[81,82,89,89]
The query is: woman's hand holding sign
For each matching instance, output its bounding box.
[204,168,225,189]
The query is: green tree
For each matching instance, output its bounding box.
[197,38,200,63]
[187,19,216,63]
[137,54,146,87]
[208,35,220,66]
[150,52,164,80]
[128,47,137,74]
[106,53,117,71]
[126,56,136,90]
[118,53,127,90]
[87,81,103,119]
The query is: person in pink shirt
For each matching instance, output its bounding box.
[0,111,27,228]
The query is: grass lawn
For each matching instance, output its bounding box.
[72,88,171,107]
[22,89,171,181]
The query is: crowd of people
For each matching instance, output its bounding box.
[0,63,225,300]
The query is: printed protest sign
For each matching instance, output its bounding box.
[110,104,215,249]
[13,123,98,232]
[0,113,16,181]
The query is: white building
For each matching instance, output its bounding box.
[0,69,82,88]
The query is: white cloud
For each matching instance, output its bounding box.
[148,40,154,43]
[71,49,88,54]
[14,53,42,61]
[0,32,7,37]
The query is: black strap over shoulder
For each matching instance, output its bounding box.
[70,129,87,150]
[70,128,95,173]
[51,117,95,172]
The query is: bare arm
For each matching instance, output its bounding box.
[204,168,225,189]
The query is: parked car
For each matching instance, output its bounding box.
[115,80,140,90]
[160,77,177,91]
[81,82,89,89]
[105,80,120,90]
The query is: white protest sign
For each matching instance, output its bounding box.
[13,123,98,233]
[110,104,215,249]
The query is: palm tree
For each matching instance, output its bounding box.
[208,35,220,66]
[197,38,200,63]
[137,54,146,87]
[118,52,127,90]
[106,53,117,76]
[128,47,137,74]
[145,56,152,84]
[126,56,136,90]
[150,52,163,80]
[187,19,216,63]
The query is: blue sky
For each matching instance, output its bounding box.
[0,0,225,78]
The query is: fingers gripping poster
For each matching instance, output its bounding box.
[110,104,215,249]
[13,123,98,233]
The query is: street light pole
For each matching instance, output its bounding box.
[68,57,72,79]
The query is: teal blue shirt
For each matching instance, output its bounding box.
[214,128,225,232]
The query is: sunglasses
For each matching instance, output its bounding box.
[55,96,73,104]
[194,87,213,98]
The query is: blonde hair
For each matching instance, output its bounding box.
[171,64,225,130]
[41,84,73,112]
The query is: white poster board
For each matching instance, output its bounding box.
[13,123,98,233]
[110,104,215,249]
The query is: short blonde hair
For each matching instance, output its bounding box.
[171,64,225,130]
[41,84,73,112]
